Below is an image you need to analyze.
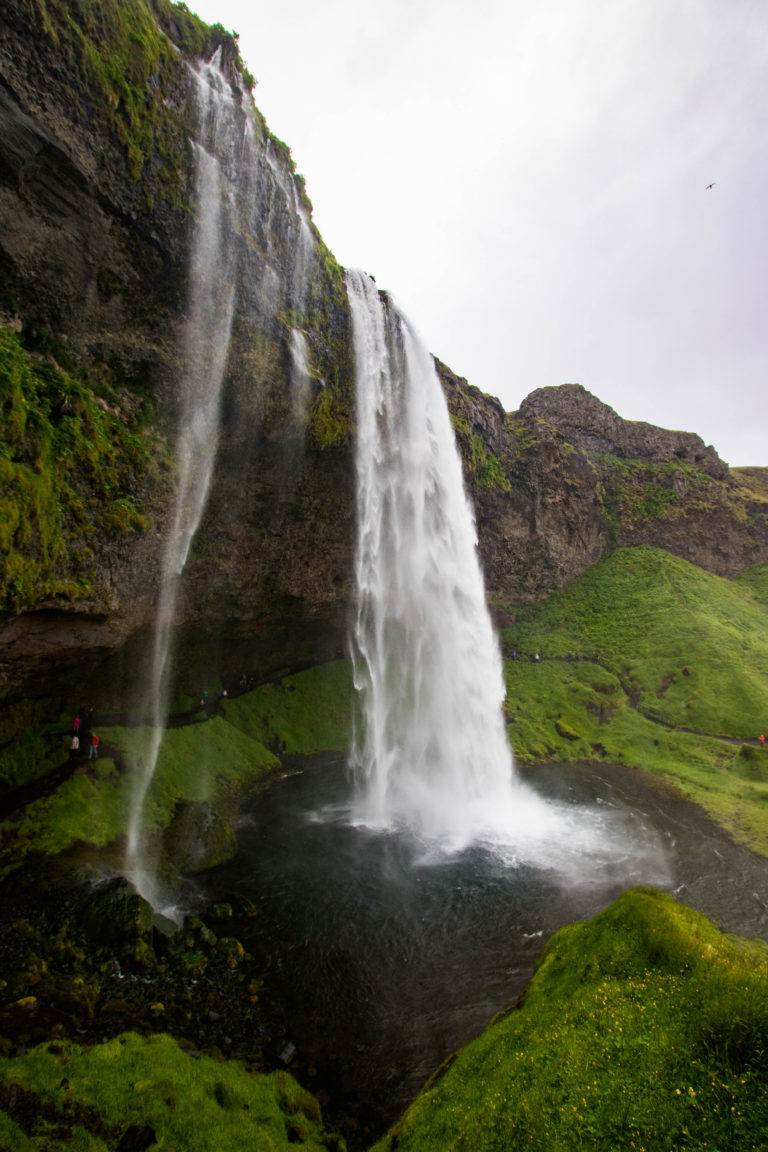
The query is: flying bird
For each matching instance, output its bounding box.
[706,182,716,190]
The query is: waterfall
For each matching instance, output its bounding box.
[124,49,326,902]
[347,270,528,852]
[125,53,241,875]
[264,144,316,424]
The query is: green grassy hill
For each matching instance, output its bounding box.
[500,547,768,855]
[371,887,768,1152]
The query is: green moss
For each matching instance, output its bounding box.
[374,888,768,1152]
[25,0,246,197]
[221,660,354,755]
[450,415,511,492]
[0,663,350,875]
[0,1031,338,1150]
[592,454,741,530]
[300,240,353,450]
[0,327,165,611]
[308,386,351,448]
[0,716,278,877]
[0,699,71,791]
[100,718,279,840]
[734,561,768,606]
[505,415,540,460]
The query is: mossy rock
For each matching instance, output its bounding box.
[733,743,768,782]
[0,1031,341,1151]
[78,876,154,948]
[162,800,237,875]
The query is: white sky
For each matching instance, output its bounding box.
[189,0,768,467]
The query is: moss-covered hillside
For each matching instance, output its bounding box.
[0,661,354,882]
[500,546,768,855]
[0,328,168,613]
[373,887,768,1152]
[0,1032,343,1151]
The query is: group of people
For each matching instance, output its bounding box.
[69,707,99,760]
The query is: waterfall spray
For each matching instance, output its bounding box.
[347,270,526,851]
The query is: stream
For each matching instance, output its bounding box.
[193,754,768,1137]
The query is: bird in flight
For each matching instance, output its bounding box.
[706,182,716,190]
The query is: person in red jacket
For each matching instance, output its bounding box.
[89,732,99,760]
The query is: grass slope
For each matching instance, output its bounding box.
[220,660,354,756]
[0,1031,340,1150]
[373,888,768,1152]
[501,547,768,854]
[0,661,354,878]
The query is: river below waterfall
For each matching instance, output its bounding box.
[192,755,768,1141]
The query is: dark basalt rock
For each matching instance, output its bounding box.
[518,383,729,479]
[79,876,154,949]
[439,369,768,604]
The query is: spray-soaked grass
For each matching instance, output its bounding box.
[0,721,276,879]
[220,660,354,755]
[0,662,354,877]
[502,547,768,855]
[0,1031,339,1151]
[372,888,768,1152]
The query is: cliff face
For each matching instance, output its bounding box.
[1,0,767,707]
[443,374,768,608]
[0,0,356,702]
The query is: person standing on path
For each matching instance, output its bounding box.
[89,732,99,760]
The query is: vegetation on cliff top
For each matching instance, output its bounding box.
[0,328,166,613]
[25,0,239,191]
[501,546,768,854]
[373,888,768,1152]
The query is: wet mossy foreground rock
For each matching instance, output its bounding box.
[0,1032,342,1151]
[373,888,768,1152]
[0,870,348,1149]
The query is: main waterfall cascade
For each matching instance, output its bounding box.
[346,270,662,876]
[123,51,665,900]
[125,52,318,896]
[347,270,522,850]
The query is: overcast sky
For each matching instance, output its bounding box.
[189,0,767,467]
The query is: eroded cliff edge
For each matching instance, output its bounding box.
[443,367,768,610]
[1,0,767,709]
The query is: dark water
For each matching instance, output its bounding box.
[194,756,768,1138]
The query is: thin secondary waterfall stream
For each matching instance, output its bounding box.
[126,53,241,887]
[124,53,320,900]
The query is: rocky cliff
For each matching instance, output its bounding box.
[1,0,767,710]
[444,372,768,609]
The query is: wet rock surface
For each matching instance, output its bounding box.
[0,866,267,1066]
